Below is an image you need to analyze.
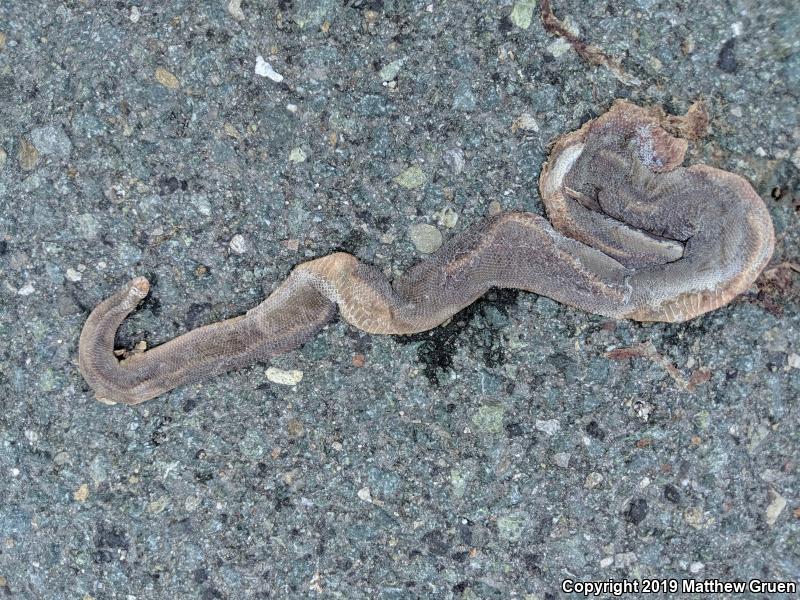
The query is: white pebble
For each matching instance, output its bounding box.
[548,38,573,58]
[288,147,307,163]
[765,489,786,525]
[443,148,465,175]
[66,268,82,282]
[513,113,539,132]
[266,367,303,386]
[357,487,372,502]
[129,6,140,22]
[255,56,284,82]
[227,0,245,21]
[585,472,603,489]
[229,234,248,255]
[689,561,705,574]
[535,418,560,436]
[788,353,800,369]
[18,282,35,296]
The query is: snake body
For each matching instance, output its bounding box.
[78,101,774,404]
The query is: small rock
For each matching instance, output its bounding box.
[717,38,737,73]
[129,6,140,22]
[238,429,265,458]
[488,200,502,216]
[510,0,537,30]
[18,138,39,171]
[496,513,525,541]
[227,0,244,20]
[394,165,426,189]
[223,123,240,139]
[788,353,800,369]
[18,282,35,296]
[408,223,443,254]
[791,147,800,171]
[765,489,786,525]
[73,484,89,502]
[379,58,405,82]
[0,32,6,50]
[585,472,603,488]
[442,148,465,175]
[288,147,307,163]
[689,561,704,574]
[0,147,6,168]
[553,452,570,468]
[184,496,201,511]
[648,56,663,72]
[77,213,99,240]
[624,498,648,525]
[684,506,710,529]
[437,207,459,229]
[155,67,180,90]
[266,367,303,386]
[548,38,572,58]
[512,113,539,133]
[287,418,305,438]
[147,496,170,514]
[450,468,468,498]
[31,125,72,158]
[452,84,476,112]
[633,398,654,421]
[681,35,695,55]
[664,484,681,503]
[599,556,614,568]
[535,418,560,436]
[229,234,248,254]
[472,405,505,434]
[357,487,372,502]
[255,56,284,82]
[65,268,82,282]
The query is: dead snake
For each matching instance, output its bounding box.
[78,101,775,404]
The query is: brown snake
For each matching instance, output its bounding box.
[78,101,775,404]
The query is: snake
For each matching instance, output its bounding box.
[78,101,775,404]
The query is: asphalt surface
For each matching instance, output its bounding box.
[0,1,798,598]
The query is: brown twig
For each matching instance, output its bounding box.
[606,341,711,392]
[540,0,640,86]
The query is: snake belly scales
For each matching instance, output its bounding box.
[78,101,775,404]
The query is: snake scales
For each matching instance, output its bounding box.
[78,101,775,404]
